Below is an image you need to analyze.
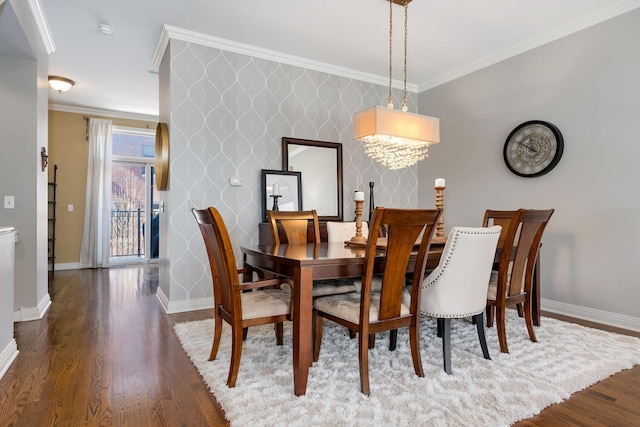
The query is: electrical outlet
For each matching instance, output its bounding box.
[4,196,15,209]
[68,204,74,212]
[229,177,243,186]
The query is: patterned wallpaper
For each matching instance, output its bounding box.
[165,39,420,306]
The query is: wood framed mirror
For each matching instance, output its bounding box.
[282,137,343,221]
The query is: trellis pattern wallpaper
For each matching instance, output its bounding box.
[164,39,420,308]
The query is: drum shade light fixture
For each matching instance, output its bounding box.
[48,76,75,93]
[353,0,440,170]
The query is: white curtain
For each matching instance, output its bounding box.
[79,119,113,268]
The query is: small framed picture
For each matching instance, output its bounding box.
[261,169,302,222]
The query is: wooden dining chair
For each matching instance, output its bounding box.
[486,208,554,353]
[192,207,291,387]
[312,207,441,395]
[267,210,357,297]
[418,226,501,374]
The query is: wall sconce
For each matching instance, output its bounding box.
[41,147,48,171]
[48,76,75,94]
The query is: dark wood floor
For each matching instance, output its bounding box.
[0,266,638,426]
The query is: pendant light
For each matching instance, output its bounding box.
[353,0,440,170]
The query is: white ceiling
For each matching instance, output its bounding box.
[40,0,640,118]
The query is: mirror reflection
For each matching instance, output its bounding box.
[282,137,343,221]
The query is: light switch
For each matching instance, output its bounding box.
[68,204,74,212]
[229,177,243,186]
[4,196,14,209]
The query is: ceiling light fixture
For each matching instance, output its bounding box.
[353,0,440,170]
[48,76,75,94]
[98,24,114,35]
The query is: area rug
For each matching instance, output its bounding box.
[174,311,640,426]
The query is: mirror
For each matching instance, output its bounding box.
[282,137,343,221]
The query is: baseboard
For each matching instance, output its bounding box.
[0,339,18,380]
[156,288,213,314]
[541,298,640,332]
[49,262,80,271]
[13,293,52,322]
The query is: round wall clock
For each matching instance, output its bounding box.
[155,122,169,190]
[503,120,564,178]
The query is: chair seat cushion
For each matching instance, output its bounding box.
[281,280,357,297]
[313,291,410,324]
[241,288,290,320]
[486,270,524,301]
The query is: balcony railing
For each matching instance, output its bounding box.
[111,208,144,257]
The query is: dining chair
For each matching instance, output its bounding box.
[192,207,291,387]
[417,226,501,374]
[267,210,357,297]
[486,208,554,353]
[312,207,441,395]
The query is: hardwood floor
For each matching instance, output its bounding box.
[0,266,638,426]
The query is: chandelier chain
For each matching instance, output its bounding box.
[402,1,408,112]
[388,0,393,108]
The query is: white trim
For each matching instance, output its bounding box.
[50,262,80,271]
[153,24,416,93]
[0,339,18,380]
[13,293,51,322]
[48,104,158,123]
[156,288,214,314]
[25,0,55,54]
[541,298,640,332]
[418,1,640,91]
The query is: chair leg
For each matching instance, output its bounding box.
[227,325,244,387]
[349,330,356,339]
[442,318,452,374]
[486,305,495,327]
[368,333,376,349]
[496,305,509,353]
[359,330,370,395]
[409,320,424,378]
[516,303,524,318]
[436,318,444,338]
[242,327,248,340]
[523,297,538,343]
[313,312,324,363]
[209,314,223,361]
[389,329,397,351]
[275,322,283,346]
[474,313,491,360]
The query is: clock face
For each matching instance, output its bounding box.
[503,120,564,178]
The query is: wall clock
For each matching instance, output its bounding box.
[503,120,564,178]
[155,122,169,190]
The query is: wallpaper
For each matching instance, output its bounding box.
[164,39,420,305]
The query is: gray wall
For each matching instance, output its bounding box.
[418,9,640,326]
[0,0,50,321]
[157,40,420,311]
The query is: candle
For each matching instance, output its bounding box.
[435,178,445,187]
[354,191,365,201]
[272,183,280,196]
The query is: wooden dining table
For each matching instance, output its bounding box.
[240,240,542,396]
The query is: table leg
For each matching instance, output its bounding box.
[292,266,313,396]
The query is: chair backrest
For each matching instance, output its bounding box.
[361,207,441,321]
[192,207,241,318]
[326,221,369,243]
[483,209,519,249]
[421,226,501,316]
[267,210,320,245]
[496,209,554,298]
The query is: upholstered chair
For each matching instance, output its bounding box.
[192,207,291,387]
[326,221,369,243]
[417,226,501,374]
[313,207,441,395]
[486,209,554,353]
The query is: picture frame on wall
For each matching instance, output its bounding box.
[261,169,302,222]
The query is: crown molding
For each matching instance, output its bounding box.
[418,1,640,92]
[152,24,418,93]
[49,103,158,122]
[24,0,55,54]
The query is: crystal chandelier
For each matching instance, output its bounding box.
[353,0,440,170]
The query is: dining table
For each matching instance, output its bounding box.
[240,240,542,396]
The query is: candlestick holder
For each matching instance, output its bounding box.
[351,199,367,244]
[434,185,445,238]
[270,195,281,211]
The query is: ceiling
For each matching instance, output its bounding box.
[40,0,640,118]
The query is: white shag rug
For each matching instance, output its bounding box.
[174,311,640,427]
